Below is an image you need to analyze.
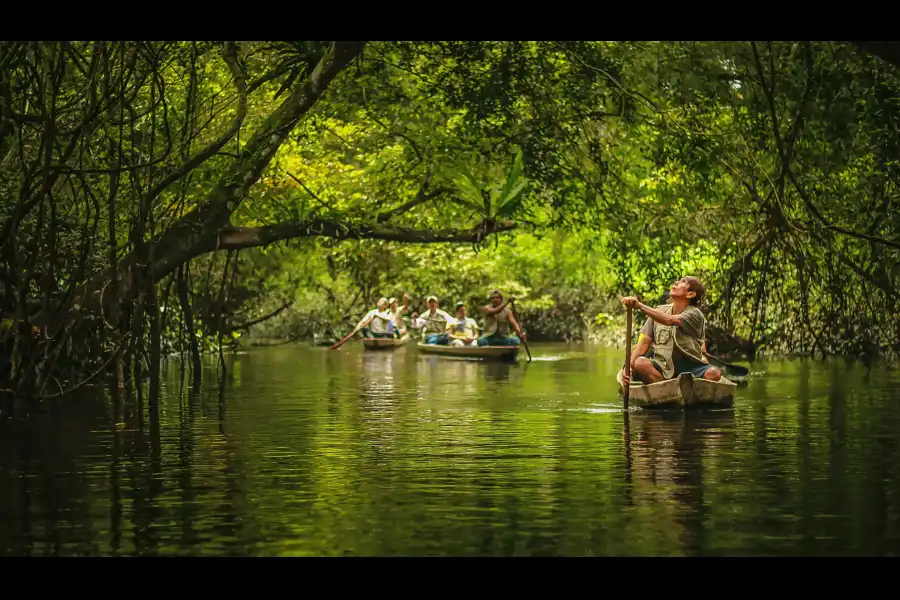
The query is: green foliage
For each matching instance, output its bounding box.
[449,148,528,219]
[233,41,900,358]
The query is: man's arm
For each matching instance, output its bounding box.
[630,334,652,368]
[354,310,374,330]
[621,297,681,327]
[484,297,513,316]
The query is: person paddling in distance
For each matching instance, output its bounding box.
[357,297,394,339]
[620,276,721,385]
[388,293,410,339]
[477,290,526,346]
[421,295,454,344]
[447,301,480,347]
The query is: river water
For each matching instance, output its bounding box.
[1,343,899,556]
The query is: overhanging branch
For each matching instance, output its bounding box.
[37,42,366,335]
[217,218,517,249]
[376,175,446,222]
[226,300,294,333]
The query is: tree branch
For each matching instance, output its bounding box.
[247,62,295,95]
[146,41,367,283]
[376,175,445,222]
[829,237,900,301]
[216,217,517,250]
[226,300,294,333]
[143,41,247,204]
[40,42,367,335]
[752,41,900,251]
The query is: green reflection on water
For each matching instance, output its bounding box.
[1,344,898,556]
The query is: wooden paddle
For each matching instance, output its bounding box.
[330,318,369,350]
[703,351,750,378]
[509,299,532,362]
[624,306,633,409]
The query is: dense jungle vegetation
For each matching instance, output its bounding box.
[1,41,899,407]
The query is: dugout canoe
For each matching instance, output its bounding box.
[416,343,519,361]
[617,369,737,409]
[362,337,407,350]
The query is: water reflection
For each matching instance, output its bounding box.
[1,346,899,556]
[625,411,736,556]
[483,360,514,383]
[360,349,406,404]
[414,353,517,403]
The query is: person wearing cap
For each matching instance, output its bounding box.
[477,290,526,347]
[388,293,410,339]
[446,301,480,347]
[421,295,453,344]
[620,276,721,385]
[356,297,394,339]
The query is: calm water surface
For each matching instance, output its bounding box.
[1,343,899,556]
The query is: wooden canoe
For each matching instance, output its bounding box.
[362,337,407,350]
[416,343,519,361]
[617,369,737,410]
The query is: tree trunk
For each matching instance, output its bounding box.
[177,264,202,393]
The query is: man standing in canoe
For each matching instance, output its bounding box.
[447,301,480,347]
[421,295,454,344]
[477,290,526,347]
[357,297,394,339]
[620,276,721,385]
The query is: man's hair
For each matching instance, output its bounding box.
[683,276,705,306]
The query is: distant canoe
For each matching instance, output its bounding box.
[616,370,737,409]
[416,342,519,360]
[362,337,406,350]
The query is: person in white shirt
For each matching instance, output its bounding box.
[446,302,479,347]
[357,297,393,338]
[421,295,454,344]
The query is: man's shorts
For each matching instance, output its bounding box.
[648,355,712,379]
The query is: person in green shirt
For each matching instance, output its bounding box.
[477,290,526,347]
[620,276,721,385]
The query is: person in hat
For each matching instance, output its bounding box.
[388,293,410,339]
[446,301,480,347]
[620,276,721,385]
[477,290,526,347]
[421,295,453,344]
[356,297,394,339]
